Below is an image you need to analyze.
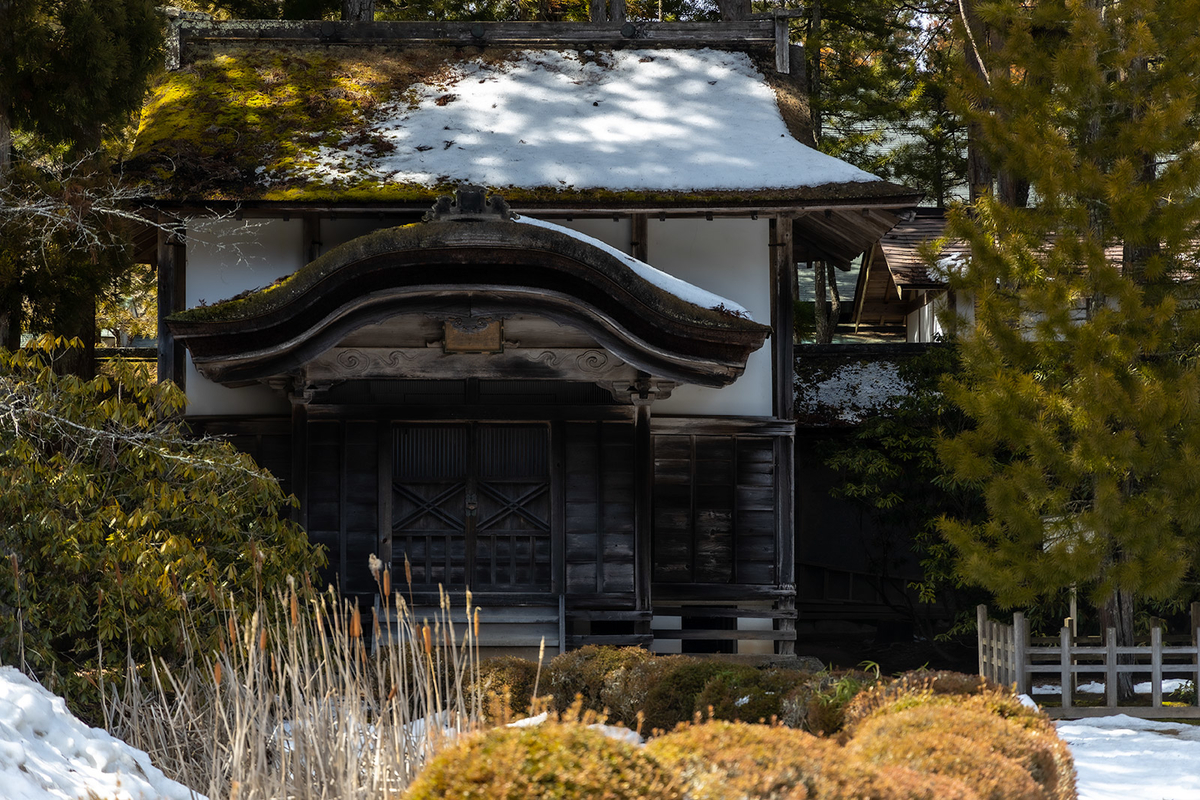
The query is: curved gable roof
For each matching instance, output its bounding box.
[168,197,770,387]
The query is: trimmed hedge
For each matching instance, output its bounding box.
[403,720,684,800]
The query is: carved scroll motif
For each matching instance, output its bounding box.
[335,348,415,375]
[531,349,621,374]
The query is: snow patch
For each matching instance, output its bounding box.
[0,666,199,800]
[1058,715,1200,800]
[517,216,752,318]
[309,49,878,193]
[796,361,910,424]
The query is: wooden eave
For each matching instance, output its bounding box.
[168,217,770,387]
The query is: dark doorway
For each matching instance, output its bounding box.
[391,423,552,592]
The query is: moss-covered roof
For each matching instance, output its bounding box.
[127,40,915,206]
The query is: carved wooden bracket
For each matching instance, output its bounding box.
[424,185,515,223]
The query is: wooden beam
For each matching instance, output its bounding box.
[770,214,795,419]
[156,214,187,388]
[633,396,653,633]
[631,213,649,262]
[377,420,392,570]
[857,300,922,318]
[179,19,776,48]
[774,16,790,73]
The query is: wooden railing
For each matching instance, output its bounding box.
[978,604,1200,719]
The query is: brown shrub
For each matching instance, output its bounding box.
[404,719,684,800]
[841,670,1015,730]
[545,645,653,715]
[646,720,834,800]
[845,703,1073,800]
[811,763,982,800]
[472,656,541,721]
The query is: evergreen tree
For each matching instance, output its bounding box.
[0,0,161,374]
[937,0,1200,698]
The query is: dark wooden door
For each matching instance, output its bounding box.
[391,423,552,592]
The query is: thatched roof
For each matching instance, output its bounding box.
[127,20,919,208]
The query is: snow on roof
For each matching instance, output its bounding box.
[310,48,876,194]
[517,215,753,319]
[131,42,915,204]
[0,667,197,800]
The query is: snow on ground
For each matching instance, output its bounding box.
[0,667,199,800]
[311,49,879,192]
[516,215,753,318]
[1034,679,1193,695]
[7,661,1199,800]
[1058,715,1200,800]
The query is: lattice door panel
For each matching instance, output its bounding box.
[473,425,551,590]
[392,423,550,592]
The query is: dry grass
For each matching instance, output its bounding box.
[101,576,493,800]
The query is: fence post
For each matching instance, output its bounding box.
[1151,626,1163,708]
[1013,612,1028,694]
[1195,623,1200,708]
[1106,627,1118,708]
[1060,626,1072,709]
[977,605,988,679]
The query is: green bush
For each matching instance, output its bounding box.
[780,669,878,735]
[694,666,810,724]
[637,657,731,734]
[473,656,541,721]
[0,344,324,709]
[404,720,685,800]
[545,645,653,715]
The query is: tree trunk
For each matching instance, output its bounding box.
[0,107,11,187]
[960,0,991,201]
[52,295,95,380]
[716,0,749,21]
[1101,587,1137,702]
[826,262,842,336]
[341,0,374,21]
[814,260,837,344]
[808,0,823,144]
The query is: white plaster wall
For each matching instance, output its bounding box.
[552,217,633,254]
[320,217,397,254]
[645,218,773,418]
[183,217,303,416]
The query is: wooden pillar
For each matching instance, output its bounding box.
[303,214,322,264]
[631,213,648,262]
[589,0,607,22]
[770,214,797,655]
[290,388,311,530]
[156,214,187,388]
[775,15,791,74]
[633,392,654,635]
[610,0,626,22]
[377,420,392,570]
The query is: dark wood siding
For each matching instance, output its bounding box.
[563,421,636,597]
[652,432,777,586]
[306,420,379,598]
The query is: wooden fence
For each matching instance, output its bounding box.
[978,604,1200,719]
